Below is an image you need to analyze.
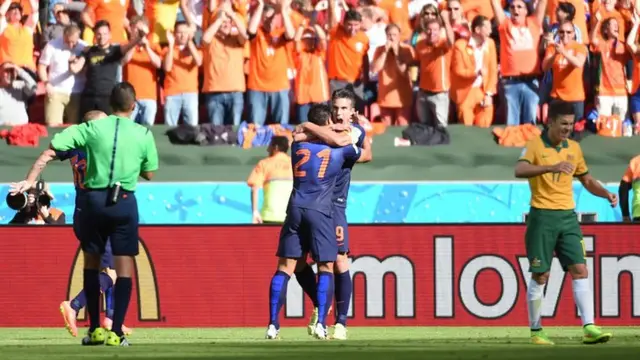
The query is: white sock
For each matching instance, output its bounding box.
[527,279,545,330]
[572,278,594,326]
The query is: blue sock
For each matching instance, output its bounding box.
[111,277,132,337]
[70,290,86,312]
[334,271,351,326]
[104,287,114,319]
[83,269,101,332]
[316,272,334,326]
[294,264,318,307]
[269,271,290,329]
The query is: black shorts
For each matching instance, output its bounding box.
[79,94,112,117]
[75,189,139,257]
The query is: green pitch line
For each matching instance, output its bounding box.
[0,327,638,360]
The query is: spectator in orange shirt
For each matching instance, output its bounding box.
[378,0,412,42]
[541,20,587,121]
[0,0,38,71]
[491,0,548,125]
[414,15,454,127]
[590,0,625,42]
[201,1,248,126]
[246,0,295,125]
[627,11,640,131]
[327,3,370,112]
[450,15,498,128]
[293,24,330,123]
[372,23,414,126]
[546,0,588,43]
[591,14,629,116]
[162,21,203,126]
[123,17,163,126]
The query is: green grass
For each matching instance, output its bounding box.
[1,327,639,359]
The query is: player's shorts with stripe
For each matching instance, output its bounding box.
[75,188,140,257]
[333,206,349,254]
[277,207,338,263]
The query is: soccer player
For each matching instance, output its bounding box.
[10,111,132,337]
[293,88,372,339]
[266,104,362,340]
[514,101,617,345]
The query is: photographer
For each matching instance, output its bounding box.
[8,184,65,225]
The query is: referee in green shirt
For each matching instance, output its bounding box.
[49,82,159,347]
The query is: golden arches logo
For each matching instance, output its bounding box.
[66,238,161,321]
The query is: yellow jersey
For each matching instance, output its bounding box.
[518,132,588,210]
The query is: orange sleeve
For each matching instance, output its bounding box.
[85,0,98,11]
[247,161,265,188]
[451,43,475,79]
[622,165,634,182]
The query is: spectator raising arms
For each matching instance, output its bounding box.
[0,62,37,125]
[0,0,38,72]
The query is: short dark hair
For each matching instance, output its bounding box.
[548,101,575,121]
[557,1,576,21]
[471,15,489,32]
[110,82,137,113]
[307,104,332,126]
[385,23,401,34]
[331,88,356,108]
[270,136,289,153]
[63,23,81,37]
[94,20,110,31]
[344,9,362,23]
[174,20,188,30]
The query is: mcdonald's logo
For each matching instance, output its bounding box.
[65,238,161,321]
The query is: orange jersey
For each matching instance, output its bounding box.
[450,37,498,105]
[0,24,34,69]
[246,152,293,223]
[498,17,542,77]
[327,26,369,82]
[593,40,629,96]
[415,37,452,92]
[546,42,587,102]
[294,49,330,104]
[461,0,498,20]
[373,44,414,108]
[591,6,625,42]
[202,35,246,93]
[85,0,130,43]
[247,28,291,92]
[124,44,162,100]
[162,46,202,96]
[145,0,180,44]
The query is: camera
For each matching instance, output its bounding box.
[6,180,51,211]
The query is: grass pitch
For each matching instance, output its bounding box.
[1,327,638,360]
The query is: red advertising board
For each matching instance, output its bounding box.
[0,225,638,327]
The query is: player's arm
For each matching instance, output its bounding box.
[575,147,617,206]
[514,143,553,178]
[247,161,265,223]
[296,122,352,147]
[140,129,159,180]
[357,136,372,163]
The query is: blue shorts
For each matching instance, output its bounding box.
[630,90,640,115]
[75,189,139,257]
[277,207,338,263]
[333,206,349,254]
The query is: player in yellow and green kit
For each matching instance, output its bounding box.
[618,155,640,222]
[515,102,617,346]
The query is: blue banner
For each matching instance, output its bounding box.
[0,182,624,224]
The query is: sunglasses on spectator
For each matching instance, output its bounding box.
[423,11,437,16]
[448,7,459,10]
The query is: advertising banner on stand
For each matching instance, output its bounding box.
[0,225,637,327]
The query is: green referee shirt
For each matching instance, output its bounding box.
[50,115,159,191]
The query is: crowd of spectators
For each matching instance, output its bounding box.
[0,0,639,134]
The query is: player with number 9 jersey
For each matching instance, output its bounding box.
[278,141,362,263]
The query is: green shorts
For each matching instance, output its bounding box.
[525,208,586,273]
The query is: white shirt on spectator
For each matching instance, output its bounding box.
[468,36,488,88]
[0,68,37,126]
[39,37,87,95]
[366,23,387,81]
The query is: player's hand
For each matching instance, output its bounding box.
[550,161,574,175]
[623,215,632,223]
[607,192,618,208]
[252,211,263,224]
[38,205,50,219]
[9,180,33,195]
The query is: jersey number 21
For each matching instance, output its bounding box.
[294,149,331,178]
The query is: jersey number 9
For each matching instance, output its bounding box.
[294,149,331,178]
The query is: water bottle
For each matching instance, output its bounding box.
[623,119,633,137]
